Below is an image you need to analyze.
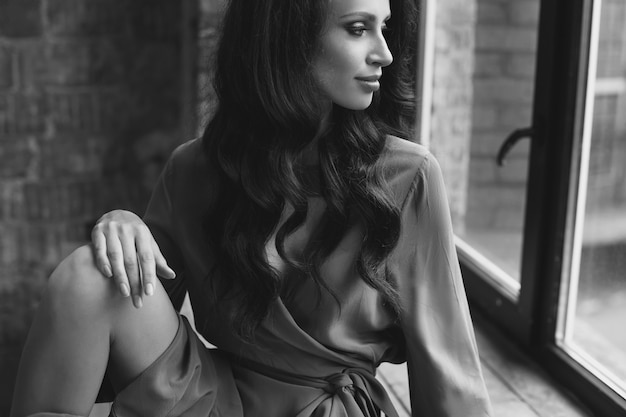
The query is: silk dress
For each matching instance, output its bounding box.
[102,136,492,417]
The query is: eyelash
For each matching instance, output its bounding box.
[347,23,367,36]
[346,22,390,37]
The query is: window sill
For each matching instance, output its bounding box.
[378,309,594,417]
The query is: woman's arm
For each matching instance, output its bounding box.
[396,154,492,416]
[90,151,186,309]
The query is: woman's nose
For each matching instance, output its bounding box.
[367,33,393,67]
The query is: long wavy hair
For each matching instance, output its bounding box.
[201,0,418,340]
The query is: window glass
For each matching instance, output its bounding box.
[558,0,626,397]
[428,0,540,296]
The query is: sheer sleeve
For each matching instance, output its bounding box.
[142,155,188,311]
[394,153,492,416]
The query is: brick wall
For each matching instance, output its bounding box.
[0,0,187,412]
[466,0,539,231]
[429,0,476,233]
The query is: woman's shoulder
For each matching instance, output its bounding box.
[168,137,204,166]
[382,135,437,203]
[160,137,219,207]
[165,137,214,179]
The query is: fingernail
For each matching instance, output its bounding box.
[145,283,154,296]
[167,269,176,279]
[103,265,112,278]
[120,283,130,297]
[133,296,143,308]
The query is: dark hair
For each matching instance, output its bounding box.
[201,0,418,340]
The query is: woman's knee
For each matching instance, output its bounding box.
[46,244,116,315]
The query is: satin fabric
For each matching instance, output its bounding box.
[135,136,492,416]
[109,303,397,417]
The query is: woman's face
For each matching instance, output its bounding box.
[312,0,394,111]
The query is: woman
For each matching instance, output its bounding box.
[11,0,492,416]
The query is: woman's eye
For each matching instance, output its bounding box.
[346,23,367,36]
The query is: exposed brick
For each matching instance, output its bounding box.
[474,53,505,77]
[3,222,88,269]
[472,105,498,130]
[0,224,21,264]
[435,26,474,51]
[45,40,124,86]
[505,53,537,78]
[496,156,530,184]
[47,90,124,133]
[44,0,130,37]
[498,104,533,129]
[470,132,504,156]
[0,268,46,344]
[470,158,498,184]
[19,223,66,265]
[129,0,182,41]
[39,137,106,178]
[14,41,47,91]
[476,26,538,52]
[0,93,45,135]
[0,0,42,38]
[474,78,534,105]
[437,0,476,26]
[0,138,37,179]
[432,85,472,108]
[23,180,102,222]
[477,0,507,24]
[0,181,24,221]
[508,1,540,26]
[0,1,189,404]
[0,45,14,90]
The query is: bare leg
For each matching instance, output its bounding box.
[10,245,180,417]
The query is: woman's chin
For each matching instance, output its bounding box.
[334,96,374,111]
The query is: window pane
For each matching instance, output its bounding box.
[429,0,540,295]
[559,0,626,397]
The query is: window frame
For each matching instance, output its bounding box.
[420,0,626,414]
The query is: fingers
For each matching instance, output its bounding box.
[105,229,132,300]
[92,224,113,278]
[119,228,143,308]
[90,210,175,309]
[136,231,157,297]
[153,242,176,280]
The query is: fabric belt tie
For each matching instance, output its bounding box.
[230,355,399,417]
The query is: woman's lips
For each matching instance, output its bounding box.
[355,76,381,91]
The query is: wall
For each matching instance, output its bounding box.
[467,0,539,232]
[429,0,477,233]
[0,0,186,412]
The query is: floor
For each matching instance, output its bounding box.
[378,310,595,417]
[89,309,595,417]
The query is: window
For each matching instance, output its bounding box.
[417,0,626,414]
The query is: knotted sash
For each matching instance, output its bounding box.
[230,355,399,417]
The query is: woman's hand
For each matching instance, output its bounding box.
[91,210,176,308]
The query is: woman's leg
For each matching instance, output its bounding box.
[10,245,180,417]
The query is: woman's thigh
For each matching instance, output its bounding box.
[11,244,180,416]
